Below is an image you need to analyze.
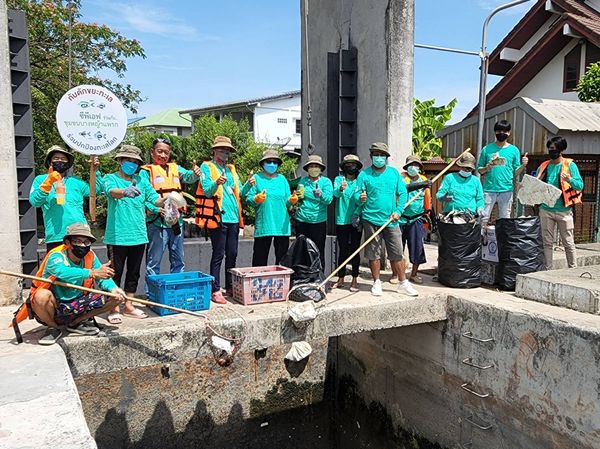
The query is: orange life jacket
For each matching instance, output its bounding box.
[195,162,244,235]
[10,244,95,343]
[536,158,582,207]
[141,163,187,223]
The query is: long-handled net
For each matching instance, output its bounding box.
[286,148,472,303]
[204,305,248,367]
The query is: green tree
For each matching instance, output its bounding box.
[8,0,145,175]
[412,98,457,159]
[577,62,600,102]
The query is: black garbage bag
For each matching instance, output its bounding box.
[280,235,324,288]
[495,217,545,291]
[437,221,482,288]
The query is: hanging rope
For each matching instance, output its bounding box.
[303,0,314,155]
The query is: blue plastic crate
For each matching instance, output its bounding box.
[146,271,213,316]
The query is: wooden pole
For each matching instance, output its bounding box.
[89,156,96,222]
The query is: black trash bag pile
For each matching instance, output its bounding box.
[280,234,324,287]
[437,221,482,288]
[495,217,545,291]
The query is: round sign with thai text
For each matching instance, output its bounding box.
[56,84,127,155]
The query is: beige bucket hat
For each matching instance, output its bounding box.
[260,149,283,165]
[211,136,236,152]
[63,223,96,243]
[339,154,363,170]
[302,154,326,171]
[456,152,476,170]
[369,142,390,157]
[114,144,144,163]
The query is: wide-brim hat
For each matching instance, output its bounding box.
[339,154,363,170]
[44,145,74,168]
[260,149,283,165]
[114,144,144,163]
[369,142,391,157]
[211,135,236,152]
[456,153,476,170]
[402,155,424,171]
[303,154,326,171]
[63,223,96,243]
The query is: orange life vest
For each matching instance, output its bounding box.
[10,244,95,343]
[141,163,187,223]
[195,161,244,235]
[536,158,582,207]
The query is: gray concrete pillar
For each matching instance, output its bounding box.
[0,2,24,305]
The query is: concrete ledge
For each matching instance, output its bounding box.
[0,342,96,449]
[515,265,600,314]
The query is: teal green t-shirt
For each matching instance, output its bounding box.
[436,173,484,214]
[539,161,584,212]
[103,172,159,246]
[200,162,241,224]
[29,172,103,244]
[296,176,333,224]
[477,143,521,192]
[354,166,407,227]
[245,172,292,237]
[333,175,360,225]
[399,176,428,225]
[43,249,117,302]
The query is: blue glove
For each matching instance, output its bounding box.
[440,194,454,202]
[123,185,141,198]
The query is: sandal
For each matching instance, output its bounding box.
[107,313,122,325]
[349,285,359,292]
[410,275,424,285]
[123,308,148,319]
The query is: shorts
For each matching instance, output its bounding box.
[363,220,403,261]
[54,293,109,325]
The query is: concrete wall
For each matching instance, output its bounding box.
[0,2,23,306]
[301,0,414,167]
[336,295,600,449]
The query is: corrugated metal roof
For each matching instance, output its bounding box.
[522,97,600,132]
[181,90,300,114]
[134,108,192,128]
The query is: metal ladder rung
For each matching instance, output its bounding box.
[461,382,490,398]
[466,415,493,430]
[462,357,494,370]
[462,331,495,343]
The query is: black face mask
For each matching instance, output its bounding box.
[344,166,359,176]
[548,149,561,160]
[495,132,509,142]
[71,244,91,259]
[51,161,71,173]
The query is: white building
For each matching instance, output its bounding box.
[182,91,301,154]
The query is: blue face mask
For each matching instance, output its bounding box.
[263,162,279,174]
[458,170,472,178]
[121,161,139,176]
[407,166,420,177]
[372,155,387,169]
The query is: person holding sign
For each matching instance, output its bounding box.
[195,136,244,304]
[29,145,103,251]
[139,137,200,288]
[103,145,166,323]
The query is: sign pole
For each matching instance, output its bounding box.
[89,156,96,222]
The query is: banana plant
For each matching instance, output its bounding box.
[412,98,457,159]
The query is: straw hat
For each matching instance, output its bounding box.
[114,144,144,163]
[44,145,74,168]
[260,149,283,165]
[402,155,424,171]
[369,142,390,157]
[63,223,96,243]
[456,153,476,170]
[302,154,326,171]
[339,154,363,170]
[211,136,236,152]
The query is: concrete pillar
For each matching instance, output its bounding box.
[0,2,24,305]
[301,0,414,169]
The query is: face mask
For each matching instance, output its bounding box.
[51,161,71,173]
[372,155,387,169]
[496,132,509,142]
[263,162,279,174]
[307,167,321,178]
[458,170,472,178]
[344,165,359,176]
[121,161,139,176]
[71,244,91,259]
[215,150,230,163]
[548,149,561,160]
[407,166,420,177]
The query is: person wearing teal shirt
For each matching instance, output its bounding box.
[245,149,297,266]
[198,136,245,304]
[29,145,103,251]
[536,136,584,269]
[333,154,363,292]
[295,154,333,271]
[354,142,418,298]
[437,152,484,215]
[28,223,126,345]
[103,145,165,323]
[477,120,528,228]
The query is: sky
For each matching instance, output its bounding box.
[80,0,534,124]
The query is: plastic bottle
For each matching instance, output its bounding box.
[55,179,65,205]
